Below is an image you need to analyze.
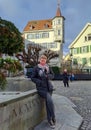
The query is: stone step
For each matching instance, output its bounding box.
[34,94,83,130]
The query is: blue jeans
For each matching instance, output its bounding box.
[38,91,55,122]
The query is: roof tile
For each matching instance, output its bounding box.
[23,19,52,31]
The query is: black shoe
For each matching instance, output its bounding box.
[52,118,56,125]
[48,120,55,129]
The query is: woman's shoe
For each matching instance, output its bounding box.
[52,118,56,125]
[48,120,55,129]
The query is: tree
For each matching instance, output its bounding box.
[16,44,59,67]
[43,50,59,63]
[0,18,24,89]
[16,45,41,67]
[0,17,24,55]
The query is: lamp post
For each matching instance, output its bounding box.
[70,54,73,72]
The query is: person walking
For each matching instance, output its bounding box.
[62,69,69,87]
[70,73,75,82]
[31,55,56,129]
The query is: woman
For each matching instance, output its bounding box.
[62,69,69,87]
[31,55,56,129]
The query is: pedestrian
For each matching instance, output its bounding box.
[62,69,69,87]
[31,55,56,129]
[71,73,75,82]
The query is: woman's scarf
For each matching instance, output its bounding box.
[38,64,49,77]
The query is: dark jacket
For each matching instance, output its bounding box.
[31,65,54,92]
[62,72,69,82]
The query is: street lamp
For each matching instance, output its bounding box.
[70,54,73,72]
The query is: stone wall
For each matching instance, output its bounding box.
[2,77,36,91]
[0,90,46,130]
[0,77,46,130]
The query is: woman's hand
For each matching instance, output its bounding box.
[45,66,49,73]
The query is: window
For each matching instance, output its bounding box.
[27,34,34,39]
[42,43,47,48]
[73,48,78,54]
[42,33,49,38]
[44,24,49,28]
[48,42,57,48]
[88,34,91,41]
[27,32,49,39]
[85,36,87,41]
[73,59,78,65]
[84,34,91,41]
[35,33,40,39]
[53,21,55,25]
[73,48,79,54]
[58,30,61,35]
[58,19,61,24]
[41,42,57,49]
[30,25,35,29]
[81,46,89,53]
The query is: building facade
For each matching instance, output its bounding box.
[22,3,65,67]
[69,23,91,73]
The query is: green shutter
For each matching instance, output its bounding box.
[80,47,82,53]
[77,48,79,54]
[82,58,87,64]
[90,45,91,52]
[90,57,91,64]
[70,49,73,55]
[87,46,89,52]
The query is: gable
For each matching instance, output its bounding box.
[69,23,91,48]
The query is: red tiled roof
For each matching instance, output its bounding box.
[23,19,52,31]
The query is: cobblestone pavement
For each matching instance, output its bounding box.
[52,80,91,130]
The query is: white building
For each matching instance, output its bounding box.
[22,2,65,67]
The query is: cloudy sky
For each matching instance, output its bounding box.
[0,0,91,55]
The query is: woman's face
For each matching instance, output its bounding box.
[40,58,47,65]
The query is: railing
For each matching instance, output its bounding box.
[53,74,91,80]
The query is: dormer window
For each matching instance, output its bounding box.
[30,25,35,29]
[44,23,49,28]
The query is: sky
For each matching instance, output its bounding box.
[0,0,91,55]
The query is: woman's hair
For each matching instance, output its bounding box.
[64,69,67,72]
[40,55,47,60]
